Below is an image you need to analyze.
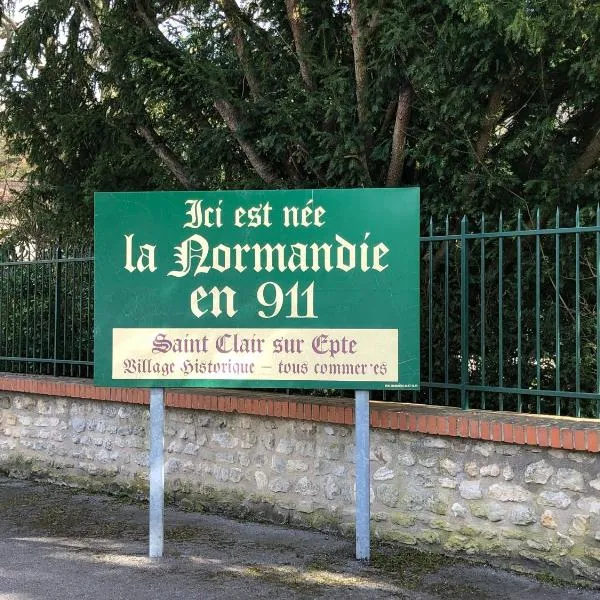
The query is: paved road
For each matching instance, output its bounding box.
[0,476,598,600]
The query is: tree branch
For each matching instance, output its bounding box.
[385,83,412,187]
[349,0,372,185]
[473,83,504,163]
[214,99,280,185]
[137,123,196,189]
[74,0,101,38]
[568,124,600,181]
[284,0,315,91]
[464,82,505,197]
[349,0,368,128]
[217,0,262,100]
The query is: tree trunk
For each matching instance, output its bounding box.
[385,83,412,187]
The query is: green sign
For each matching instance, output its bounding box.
[94,188,419,389]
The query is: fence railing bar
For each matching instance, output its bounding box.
[444,215,450,407]
[555,208,561,417]
[517,210,523,413]
[498,211,504,412]
[535,208,541,414]
[422,382,600,400]
[575,207,581,418]
[0,357,93,366]
[597,205,600,419]
[420,224,600,242]
[0,257,94,267]
[428,216,433,404]
[460,216,469,410]
[480,214,486,411]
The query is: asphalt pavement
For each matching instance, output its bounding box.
[0,476,599,600]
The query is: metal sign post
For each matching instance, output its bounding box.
[354,390,370,561]
[149,388,165,558]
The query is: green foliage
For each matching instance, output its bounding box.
[0,0,597,244]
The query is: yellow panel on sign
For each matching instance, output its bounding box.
[112,328,398,382]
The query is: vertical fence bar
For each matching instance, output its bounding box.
[428,217,433,403]
[78,250,84,377]
[460,216,469,410]
[517,211,522,413]
[11,262,15,371]
[69,248,75,376]
[444,216,450,406]
[18,262,23,371]
[575,207,581,417]
[53,246,62,376]
[597,205,600,418]
[498,212,504,412]
[555,208,561,416]
[26,262,30,372]
[535,209,541,413]
[480,214,486,410]
[0,260,3,371]
[87,256,93,377]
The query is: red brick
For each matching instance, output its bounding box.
[526,426,537,446]
[273,401,282,418]
[344,407,353,425]
[304,403,312,420]
[573,430,586,451]
[288,401,297,419]
[408,414,418,431]
[381,411,392,429]
[561,428,574,450]
[502,423,514,443]
[218,397,226,412]
[388,412,400,430]
[469,419,480,438]
[489,422,500,442]
[265,400,274,417]
[426,415,437,434]
[326,405,335,423]
[480,421,491,440]
[587,430,599,453]
[446,416,456,436]
[437,416,449,436]
[398,413,408,431]
[537,426,549,447]
[416,414,427,433]
[459,417,469,437]
[549,427,561,448]
[319,405,328,422]
[371,411,381,428]
[513,425,525,445]
[280,401,289,418]
[311,404,320,420]
[335,406,346,424]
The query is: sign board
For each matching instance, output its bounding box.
[94,188,419,389]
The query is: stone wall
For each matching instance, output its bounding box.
[1,390,599,583]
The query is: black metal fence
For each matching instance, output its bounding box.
[1,208,599,418]
[0,245,93,378]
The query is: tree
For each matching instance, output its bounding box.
[0,0,597,244]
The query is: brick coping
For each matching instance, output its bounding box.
[0,373,597,453]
